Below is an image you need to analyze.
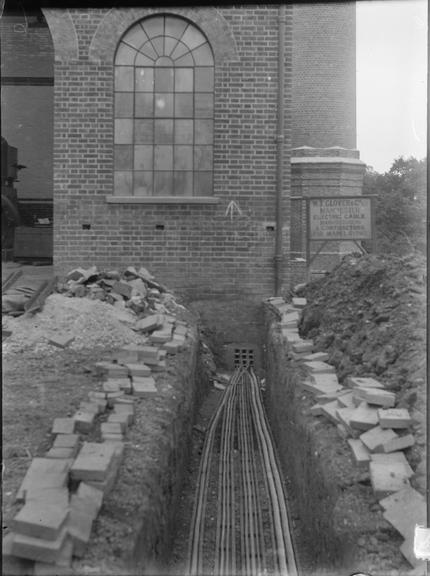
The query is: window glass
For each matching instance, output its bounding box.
[115,15,214,197]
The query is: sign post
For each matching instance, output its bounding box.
[305,196,375,280]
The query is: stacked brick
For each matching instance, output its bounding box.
[3,297,190,574]
[265,295,426,572]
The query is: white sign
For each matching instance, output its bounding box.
[309,197,372,240]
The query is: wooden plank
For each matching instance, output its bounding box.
[2,269,23,293]
[23,277,57,316]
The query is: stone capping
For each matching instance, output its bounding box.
[88,7,239,65]
[41,9,79,62]
[291,156,366,166]
[105,196,220,205]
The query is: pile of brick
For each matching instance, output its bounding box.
[266,295,426,573]
[3,312,190,574]
[58,265,168,316]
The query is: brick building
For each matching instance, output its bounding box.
[1,3,365,339]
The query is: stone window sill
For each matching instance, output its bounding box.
[106,196,220,205]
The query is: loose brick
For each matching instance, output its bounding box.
[359,426,398,453]
[299,377,341,396]
[102,433,124,443]
[346,376,385,389]
[70,483,103,518]
[150,329,173,344]
[292,297,307,308]
[378,408,413,429]
[12,502,69,541]
[303,361,335,374]
[369,461,410,499]
[112,281,133,299]
[132,376,158,395]
[11,527,69,564]
[347,439,371,467]
[46,447,77,459]
[382,434,415,453]
[349,402,379,431]
[53,434,79,451]
[52,418,75,435]
[73,411,95,434]
[71,442,117,482]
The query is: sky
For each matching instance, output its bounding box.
[356,0,427,173]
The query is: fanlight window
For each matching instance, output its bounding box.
[114,15,215,197]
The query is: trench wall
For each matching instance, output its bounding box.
[264,311,361,574]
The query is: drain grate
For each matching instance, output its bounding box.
[234,348,255,368]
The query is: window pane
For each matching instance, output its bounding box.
[135,68,154,92]
[135,53,155,66]
[174,120,194,144]
[134,171,153,196]
[115,119,133,144]
[154,171,173,196]
[142,16,164,39]
[135,93,153,117]
[122,24,147,50]
[154,93,173,117]
[175,68,193,92]
[195,119,213,144]
[154,145,173,170]
[194,171,213,196]
[134,145,153,170]
[181,25,207,51]
[154,119,174,143]
[115,66,134,91]
[155,68,174,92]
[173,171,193,196]
[165,16,188,40]
[195,93,213,118]
[135,119,154,143]
[191,43,213,66]
[115,93,133,118]
[194,146,213,170]
[140,41,159,61]
[174,146,193,171]
[151,36,164,56]
[195,67,214,92]
[115,42,137,65]
[115,145,133,170]
[174,54,194,67]
[156,56,173,67]
[164,36,178,56]
[114,171,133,195]
[170,41,189,61]
[175,93,193,118]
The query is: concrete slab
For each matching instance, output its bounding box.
[2,532,35,576]
[320,400,341,425]
[12,502,69,541]
[382,434,415,453]
[400,537,427,570]
[151,360,167,372]
[71,442,116,482]
[101,422,123,436]
[292,297,307,308]
[337,392,355,408]
[113,403,135,424]
[346,376,385,389]
[347,438,371,467]
[16,459,70,503]
[79,401,100,414]
[281,329,302,343]
[336,407,356,435]
[34,561,74,575]
[356,388,396,408]
[70,483,104,518]
[299,379,341,396]
[52,418,75,435]
[378,408,413,429]
[88,391,107,401]
[379,486,425,511]
[359,426,398,452]
[132,376,158,395]
[135,314,163,332]
[138,346,161,365]
[107,412,130,431]
[310,404,323,416]
[46,447,76,460]
[103,380,121,393]
[369,461,410,499]
[85,454,121,496]
[349,402,379,431]
[303,361,336,374]
[11,526,69,564]
[371,453,414,478]
[315,389,348,403]
[301,352,329,362]
[26,486,70,509]
[292,340,314,354]
[161,341,182,354]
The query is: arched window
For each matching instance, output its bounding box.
[114,15,214,197]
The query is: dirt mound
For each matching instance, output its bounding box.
[299,252,426,469]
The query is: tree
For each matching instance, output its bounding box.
[363,156,427,255]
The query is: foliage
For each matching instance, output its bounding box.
[363,156,427,255]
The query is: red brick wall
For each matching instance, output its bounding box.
[292,2,356,149]
[51,6,293,301]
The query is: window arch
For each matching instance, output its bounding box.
[114,15,214,197]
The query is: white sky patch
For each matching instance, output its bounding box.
[356,0,427,173]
